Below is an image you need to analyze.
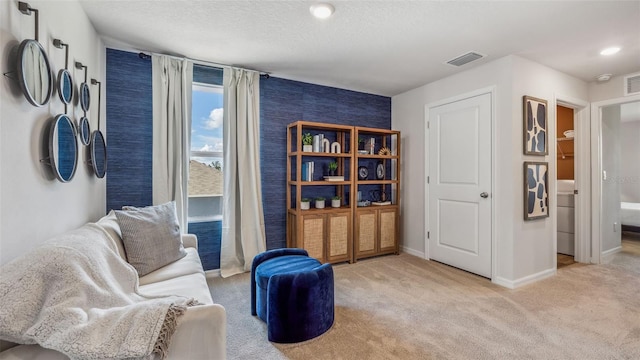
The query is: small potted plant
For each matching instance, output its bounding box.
[331,195,341,208]
[328,161,338,176]
[302,133,313,152]
[358,137,365,151]
[300,198,311,210]
[315,196,326,209]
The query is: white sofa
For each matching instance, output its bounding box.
[0,211,226,360]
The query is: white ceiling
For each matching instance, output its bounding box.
[79,0,640,97]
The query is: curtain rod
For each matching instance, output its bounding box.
[138,51,270,78]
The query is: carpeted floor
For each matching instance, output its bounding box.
[208,240,640,360]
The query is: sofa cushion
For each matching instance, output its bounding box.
[139,273,213,305]
[139,248,204,286]
[115,201,187,276]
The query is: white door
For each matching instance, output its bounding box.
[428,92,492,278]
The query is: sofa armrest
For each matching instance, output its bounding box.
[182,234,198,250]
[167,304,226,360]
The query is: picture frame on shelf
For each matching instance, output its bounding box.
[523,95,548,155]
[524,161,549,220]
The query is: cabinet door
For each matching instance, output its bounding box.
[301,214,325,262]
[378,208,398,253]
[327,211,351,263]
[355,209,377,258]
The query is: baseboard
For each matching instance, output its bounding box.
[601,246,622,263]
[401,246,425,259]
[492,268,556,289]
[205,269,221,278]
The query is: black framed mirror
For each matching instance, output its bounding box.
[16,39,52,107]
[89,130,106,178]
[79,116,91,146]
[80,82,90,112]
[56,69,73,104]
[47,114,78,182]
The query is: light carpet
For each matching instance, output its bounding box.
[208,243,640,360]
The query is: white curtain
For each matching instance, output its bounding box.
[220,68,266,277]
[151,55,193,231]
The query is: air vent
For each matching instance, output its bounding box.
[446,52,485,67]
[624,72,640,96]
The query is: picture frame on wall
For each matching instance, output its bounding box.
[524,161,549,220]
[523,95,548,155]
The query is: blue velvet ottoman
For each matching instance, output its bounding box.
[251,248,334,343]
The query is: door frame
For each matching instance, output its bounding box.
[590,93,640,264]
[424,86,496,278]
[554,94,590,263]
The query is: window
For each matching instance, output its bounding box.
[188,82,224,222]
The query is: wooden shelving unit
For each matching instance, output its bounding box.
[286,121,401,264]
[286,121,355,264]
[353,126,401,260]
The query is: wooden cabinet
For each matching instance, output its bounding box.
[353,127,401,260]
[286,121,400,264]
[354,208,398,259]
[286,121,354,264]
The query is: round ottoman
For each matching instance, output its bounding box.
[251,249,334,343]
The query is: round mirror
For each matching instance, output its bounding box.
[80,82,90,112]
[57,69,73,104]
[48,114,78,182]
[79,116,91,146]
[16,39,53,107]
[90,130,107,178]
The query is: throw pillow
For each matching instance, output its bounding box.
[115,201,187,276]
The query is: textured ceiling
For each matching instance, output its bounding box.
[79,1,640,97]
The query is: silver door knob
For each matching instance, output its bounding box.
[480,192,489,198]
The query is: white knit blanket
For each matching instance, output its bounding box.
[0,224,194,360]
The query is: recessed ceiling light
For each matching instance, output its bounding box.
[596,74,612,82]
[600,47,621,56]
[310,3,334,19]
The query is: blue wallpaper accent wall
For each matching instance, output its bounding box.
[105,51,391,268]
[260,77,391,250]
[188,221,222,269]
[106,49,153,211]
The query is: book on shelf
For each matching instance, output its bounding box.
[301,161,314,181]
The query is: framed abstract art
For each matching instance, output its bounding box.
[523,95,548,155]
[524,161,549,220]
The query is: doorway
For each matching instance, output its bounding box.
[556,105,576,268]
[590,94,640,263]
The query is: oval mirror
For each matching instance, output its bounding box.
[16,39,53,107]
[79,116,91,146]
[57,69,73,104]
[89,130,107,178]
[80,82,90,112]
[48,114,78,182]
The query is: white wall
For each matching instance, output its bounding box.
[588,73,632,103]
[392,55,588,286]
[0,1,106,265]
[620,119,640,203]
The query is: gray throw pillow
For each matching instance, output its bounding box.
[115,201,187,276]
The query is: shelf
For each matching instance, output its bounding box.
[289,180,351,186]
[355,180,398,185]
[557,137,574,142]
[289,151,352,157]
[356,154,399,159]
[288,206,352,214]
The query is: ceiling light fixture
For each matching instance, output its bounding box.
[600,47,621,56]
[310,3,334,19]
[596,74,612,82]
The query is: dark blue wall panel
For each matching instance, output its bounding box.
[259,78,391,250]
[106,50,391,268]
[106,49,153,211]
[188,221,222,270]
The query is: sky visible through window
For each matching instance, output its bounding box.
[191,83,223,166]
